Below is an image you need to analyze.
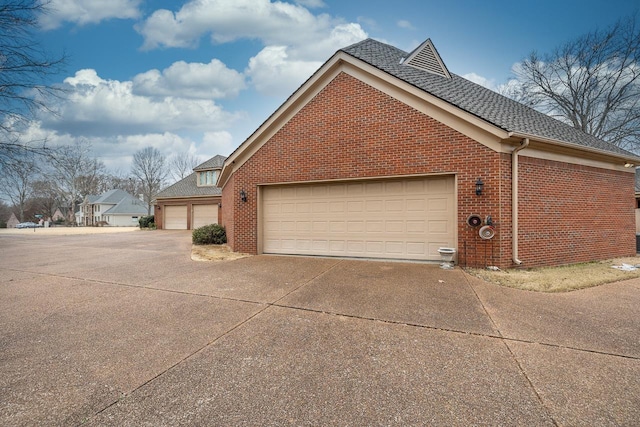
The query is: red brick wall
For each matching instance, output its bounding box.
[221,71,635,267]
[517,157,635,266]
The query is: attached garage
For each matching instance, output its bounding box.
[154,155,225,230]
[218,37,638,268]
[164,205,187,229]
[262,176,455,261]
[192,204,219,229]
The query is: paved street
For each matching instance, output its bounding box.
[0,230,638,426]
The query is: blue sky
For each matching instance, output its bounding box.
[27,0,638,174]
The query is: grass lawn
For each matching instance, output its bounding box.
[465,256,640,292]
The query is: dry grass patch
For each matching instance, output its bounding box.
[466,256,640,292]
[191,244,251,262]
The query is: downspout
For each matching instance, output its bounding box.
[512,138,529,265]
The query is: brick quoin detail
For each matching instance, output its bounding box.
[221,71,636,267]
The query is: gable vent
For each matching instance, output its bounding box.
[404,39,451,79]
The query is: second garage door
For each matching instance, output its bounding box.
[164,205,187,229]
[192,204,218,229]
[262,176,455,261]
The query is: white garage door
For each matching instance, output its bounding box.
[192,204,218,229]
[164,205,187,230]
[262,176,455,261]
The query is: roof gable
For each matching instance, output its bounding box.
[219,37,639,187]
[342,38,635,159]
[403,39,451,79]
[194,154,226,171]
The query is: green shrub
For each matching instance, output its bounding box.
[192,224,227,245]
[138,215,155,229]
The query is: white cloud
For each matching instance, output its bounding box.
[47,69,240,137]
[202,131,235,156]
[20,121,223,171]
[136,0,366,56]
[462,72,497,91]
[295,0,326,8]
[135,0,367,99]
[245,46,322,96]
[39,0,142,30]
[397,20,414,30]
[132,59,246,99]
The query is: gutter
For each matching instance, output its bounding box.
[512,138,529,265]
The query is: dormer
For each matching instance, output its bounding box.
[197,169,220,187]
[192,154,227,188]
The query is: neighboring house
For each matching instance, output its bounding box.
[51,208,66,223]
[154,155,225,230]
[217,37,639,268]
[79,189,147,226]
[7,213,19,228]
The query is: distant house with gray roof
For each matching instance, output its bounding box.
[154,155,226,230]
[78,189,147,226]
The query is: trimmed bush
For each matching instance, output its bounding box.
[138,215,155,229]
[192,224,227,245]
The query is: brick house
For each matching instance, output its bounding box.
[154,155,225,230]
[217,38,639,268]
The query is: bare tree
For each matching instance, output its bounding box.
[49,142,102,223]
[103,169,142,196]
[0,200,12,227]
[131,147,168,215]
[169,151,201,183]
[506,15,640,152]
[31,178,60,219]
[0,0,66,168]
[0,155,40,221]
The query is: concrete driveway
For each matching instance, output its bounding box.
[0,230,638,426]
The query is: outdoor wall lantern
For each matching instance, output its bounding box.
[475,178,484,196]
[240,189,247,203]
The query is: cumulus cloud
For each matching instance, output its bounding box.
[132,59,246,99]
[201,131,235,156]
[295,0,326,8]
[245,46,322,96]
[136,0,366,56]
[45,69,241,137]
[21,120,220,171]
[462,72,497,91]
[39,0,142,30]
[134,0,367,99]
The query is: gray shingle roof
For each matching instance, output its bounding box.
[156,171,222,198]
[94,189,134,204]
[340,38,634,158]
[103,197,147,215]
[194,154,226,171]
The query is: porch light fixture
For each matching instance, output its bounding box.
[475,178,484,196]
[240,189,247,203]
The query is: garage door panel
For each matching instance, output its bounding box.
[262,176,455,261]
[192,204,218,229]
[165,205,187,230]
